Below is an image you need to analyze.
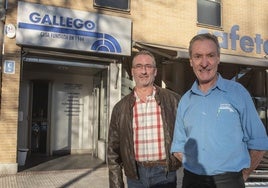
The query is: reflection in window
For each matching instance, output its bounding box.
[94,0,130,11]
[197,0,221,27]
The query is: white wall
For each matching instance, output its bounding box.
[51,77,93,153]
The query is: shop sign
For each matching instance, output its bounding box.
[5,24,16,38]
[16,1,132,56]
[198,25,268,55]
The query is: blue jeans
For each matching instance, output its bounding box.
[127,164,177,188]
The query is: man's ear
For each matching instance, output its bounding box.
[216,56,220,65]
[131,68,134,77]
[189,59,193,67]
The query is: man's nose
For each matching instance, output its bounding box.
[140,65,149,72]
[200,57,209,67]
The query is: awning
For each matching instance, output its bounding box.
[22,47,119,63]
[133,41,189,60]
[221,53,268,67]
[133,41,268,68]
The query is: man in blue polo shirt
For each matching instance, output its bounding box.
[171,33,268,188]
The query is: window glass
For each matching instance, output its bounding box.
[197,0,221,27]
[94,0,130,11]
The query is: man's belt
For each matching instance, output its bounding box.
[136,159,167,167]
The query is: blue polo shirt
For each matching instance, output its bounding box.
[171,74,268,175]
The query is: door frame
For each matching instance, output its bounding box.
[92,69,109,160]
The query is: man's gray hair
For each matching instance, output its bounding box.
[189,33,220,57]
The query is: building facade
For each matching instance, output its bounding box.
[0,0,267,174]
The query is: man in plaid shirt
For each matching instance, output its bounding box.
[108,50,182,188]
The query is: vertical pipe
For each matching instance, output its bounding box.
[259,69,268,134]
[0,0,6,103]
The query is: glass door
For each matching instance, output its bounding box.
[30,80,49,154]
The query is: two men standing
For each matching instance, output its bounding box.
[108,33,268,188]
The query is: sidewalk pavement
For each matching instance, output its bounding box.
[0,165,184,188]
[0,166,267,188]
[0,164,108,188]
[0,153,109,188]
[0,151,266,188]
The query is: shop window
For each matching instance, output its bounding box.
[197,0,221,27]
[94,0,130,11]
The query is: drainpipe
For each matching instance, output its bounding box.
[0,0,6,92]
[0,0,6,57]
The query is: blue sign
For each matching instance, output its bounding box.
[198,25,268,55]
[4,60,15,74]
[16,2,132,56]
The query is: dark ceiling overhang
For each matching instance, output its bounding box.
[133,41,268,68]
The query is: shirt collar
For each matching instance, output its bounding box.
[134,86,156,100]
[190,73,227,95]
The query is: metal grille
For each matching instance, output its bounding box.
[246,152,268,187]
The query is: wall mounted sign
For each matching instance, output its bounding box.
[199,25,268,55]
[5,24,16,38]
[16,1,132,56]
[61,83,83,117]
[4,60,15,74]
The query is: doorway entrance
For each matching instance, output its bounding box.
[18,53,119,172]
[30,81,49,154]
[18,55,112,170]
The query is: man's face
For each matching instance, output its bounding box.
[190,39,220,86]
[131,54,157,88]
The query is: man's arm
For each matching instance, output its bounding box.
[173,152,183,162]
[107,107,124,188]
[242,150,266,181]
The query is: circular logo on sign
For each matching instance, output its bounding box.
[5,24,16,38]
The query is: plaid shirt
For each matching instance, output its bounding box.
[133,90,166,162]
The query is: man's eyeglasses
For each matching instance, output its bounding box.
[132,64,155,70]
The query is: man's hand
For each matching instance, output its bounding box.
[173,152,183,162]
[242,168,251,181]
[242,150,266,181]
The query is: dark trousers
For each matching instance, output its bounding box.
[182,169,245,188]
